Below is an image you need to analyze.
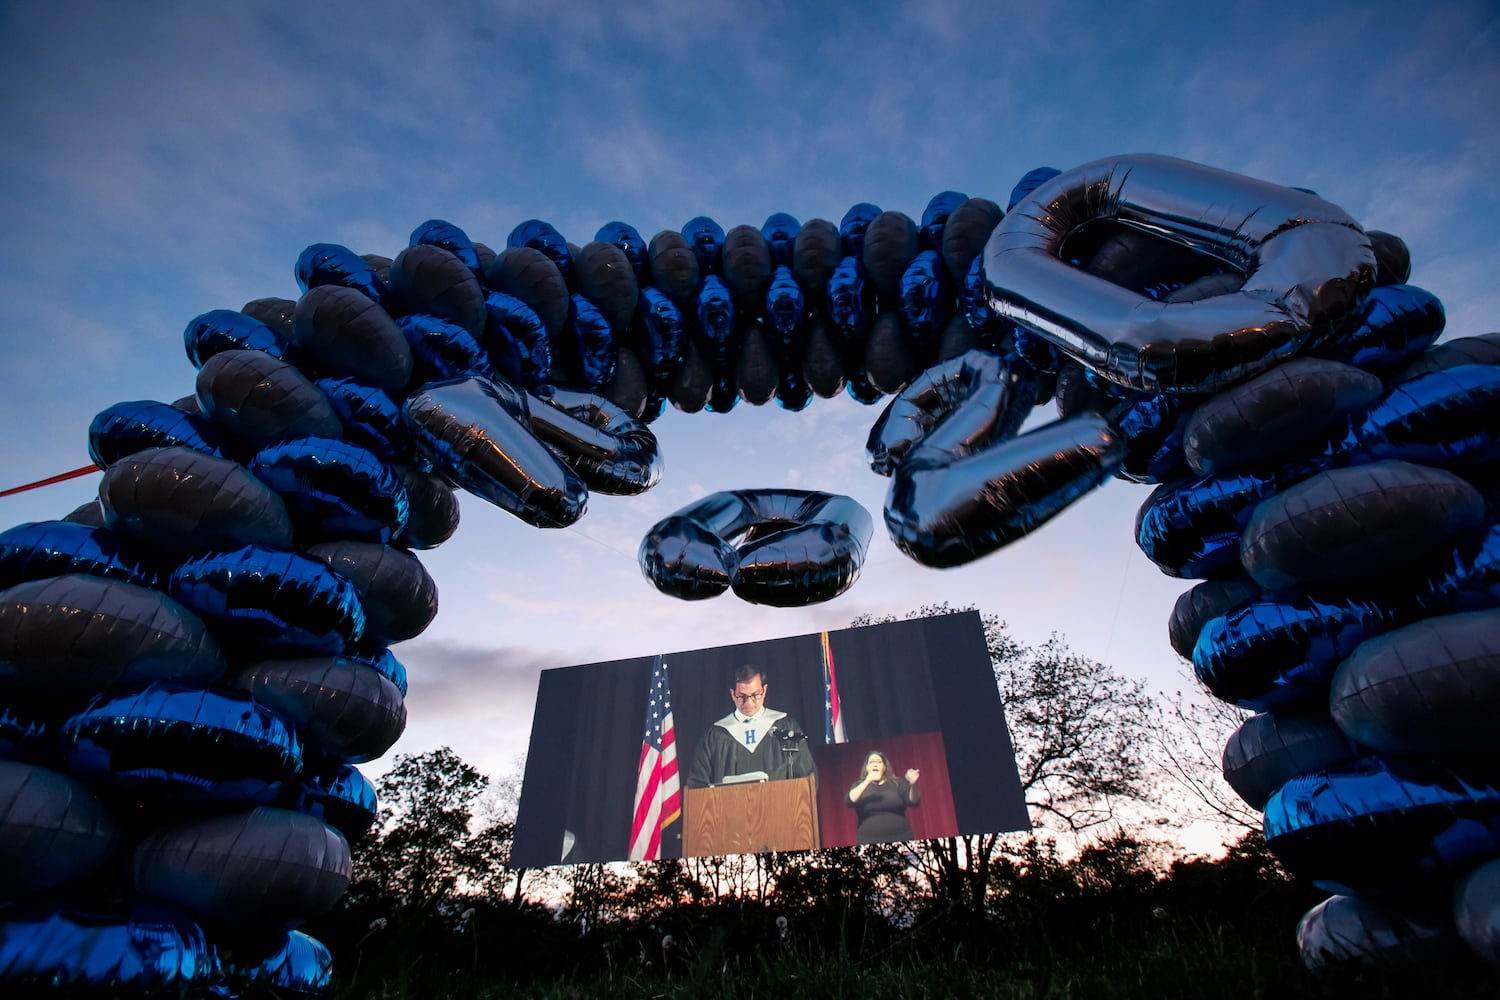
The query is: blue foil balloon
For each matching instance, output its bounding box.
[0,898,214,993]
[288,764,377,842]
[1193,594,1399,710]
[596,221,649,282]
[899,249,951,352]
[961,256,1000,330]
[1346,363,1500,470]
[827,256,870,350]
[1412,521,1500,617]
[184,310,290,369]
[920,190,968,250]
[295,243,389,304]
[1265,757,1500,898]
[1135,468,1300,579]
[62,684,302,807]
[839,203,881,257]
[0,520,162,590]
[88,400,224,468]
[765,266,805,343]
[344,643,409,695]
[761,212,801,266]
[169,545,367,655]
[565,293,618,389]
[1008,167,1061,210]
[315,377,413,463]
[1315,284,1445,373]
[483,291,552,388]
[633,286,686,373]
[399,313,497,386]
[411,219,482,277]
[224,930,334,995]
[249,437,409,544]
[1108,392,1193,484]
[507,220,573,284]
[695,276,735,349]
[681,216,724,276]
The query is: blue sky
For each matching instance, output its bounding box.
[1,1,1496,789]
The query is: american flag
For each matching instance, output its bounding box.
[629,655,680,861]
[821,631,846,744]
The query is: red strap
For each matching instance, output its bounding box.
[0,464,101,499]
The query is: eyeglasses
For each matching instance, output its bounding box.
[731,689,765,704]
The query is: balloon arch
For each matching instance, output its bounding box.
[1,153,1497,991]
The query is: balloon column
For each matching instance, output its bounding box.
[941,154,1495,970]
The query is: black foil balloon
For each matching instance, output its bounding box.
[231,656,406,764]
[1366,230,1412,287]
[735,324,779,405]
[1395,332,1500,383]
[1182,358,1384,476]
[483,246,571,337]
[131,806,351,930]
[303,541,438,642]
[240,297,297,339]
[195,349,342,450]
[792,218,841,295]
[575,241,639,333]
[721,224,772,312]
[290,285,412,395]
[1221,712,1356,812]
[864,311,917,394]
[1239,461,1486,591]
[862,210,920,302]
[801,317,846,399]
[646,230,700,307]
[0,760,117,892]
[390,464,459,550]
[387,244,488,339]
[940,197,1004,284]
[99,447,294,555]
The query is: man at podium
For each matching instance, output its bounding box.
[685,664,816,787]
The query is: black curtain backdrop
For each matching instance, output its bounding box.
[512,610,1028,868]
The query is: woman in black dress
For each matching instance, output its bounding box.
[847,750,920,844]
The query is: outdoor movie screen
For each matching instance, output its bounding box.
[511,610,1030,867]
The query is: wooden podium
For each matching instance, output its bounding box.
[682,775,820,856]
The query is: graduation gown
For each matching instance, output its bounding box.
[685,708,816,788]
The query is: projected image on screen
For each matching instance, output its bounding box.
[512,610,1029,866]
